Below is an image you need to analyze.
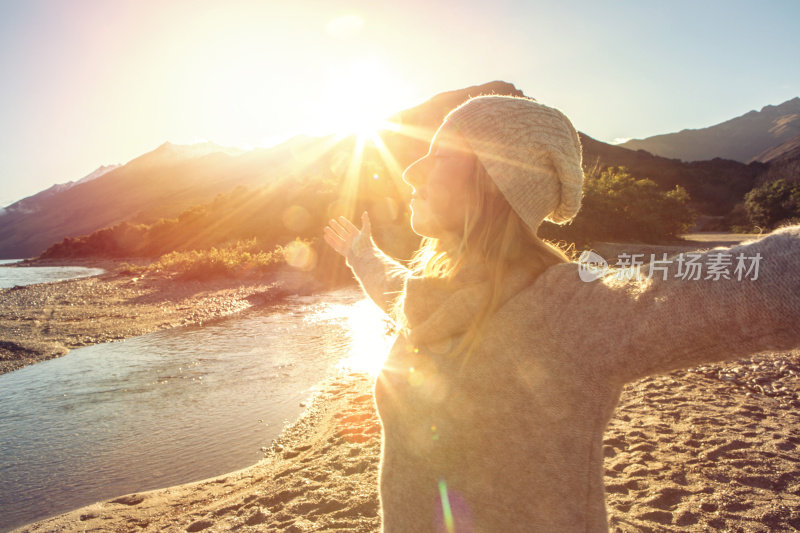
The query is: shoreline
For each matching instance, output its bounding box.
[1,259,371,532]
[0,262,327,376]
[13,371,382,533]
[7,246,800,531]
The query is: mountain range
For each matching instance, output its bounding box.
[0,82,797,259]
[2,165,120,216]
[619,97,800,164]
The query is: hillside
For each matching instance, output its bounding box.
[0,140,322,258]
[620,97,800,163]
[0,82,525,260]
[2,81,787,259]
[580,135,765,217]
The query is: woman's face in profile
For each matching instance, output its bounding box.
[402,123,476,241]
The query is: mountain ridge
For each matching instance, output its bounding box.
[0,82,790,259]
[619,97,800,163]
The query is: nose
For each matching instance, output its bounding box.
[402,155,429,188]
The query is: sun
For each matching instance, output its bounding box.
[344,110,392,140]
[314,58,414,140]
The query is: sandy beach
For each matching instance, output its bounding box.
[14,353,800,532]
[5,249,800,532]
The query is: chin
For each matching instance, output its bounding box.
[409,209,429,237]
[410,208,458,242]
[410,218,454,243]
[410,220,434,239]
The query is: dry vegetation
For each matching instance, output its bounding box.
[119,239,288,281]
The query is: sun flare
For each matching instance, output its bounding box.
[339,299,396,376]
[313,58,414,140]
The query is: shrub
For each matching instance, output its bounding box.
[150,239,283,281]
[540,166,696,246]
[744,179,800,231]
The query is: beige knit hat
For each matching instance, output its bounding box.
[443,95,584,231]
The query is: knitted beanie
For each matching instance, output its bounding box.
[443,95,584,230]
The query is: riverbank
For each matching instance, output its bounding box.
[15,350,800,532]
[9,234,800,531]
[0,263,323,375]
[16,371,382,533]
[1,232,758,376]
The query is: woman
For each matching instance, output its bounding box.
[324,95,800,532]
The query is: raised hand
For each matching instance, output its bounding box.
[323,212,372,261]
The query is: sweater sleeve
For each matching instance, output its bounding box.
[544,224,800,384]
[346,239,411,315]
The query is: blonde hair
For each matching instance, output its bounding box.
[393,159,574,368]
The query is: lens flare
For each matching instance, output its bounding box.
[438,480,455,533]
[435,481,473,533]
[338,299,394,375]
[283,240,317,271]
[282,205,312,232]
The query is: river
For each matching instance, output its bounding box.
[0,259,105,289]
[0,287,393,532]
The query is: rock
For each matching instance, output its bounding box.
[110,494,145,506]
[185,518,214,532]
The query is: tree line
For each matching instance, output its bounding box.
[40,159,798,280]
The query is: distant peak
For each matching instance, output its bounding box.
[151,140,244,159]
[76,164,121,185]
[761,96,800,113]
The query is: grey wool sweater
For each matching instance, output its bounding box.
[347,225,800,533]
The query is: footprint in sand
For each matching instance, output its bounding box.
[644,486,692,510]
[702,439,751,461]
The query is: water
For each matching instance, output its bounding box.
[0,260,105,289]
[0,288,393,532]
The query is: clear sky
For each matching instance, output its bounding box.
[1,0,798,207]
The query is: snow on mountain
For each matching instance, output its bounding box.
[74,164,121,185]
[1,165,121,215]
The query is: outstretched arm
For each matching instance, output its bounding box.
[543,225,800,384]
[324,212,411,315]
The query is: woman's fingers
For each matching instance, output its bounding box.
[336,216,360,235]
[360,211,371,235]
[325,220,347,239]
[328,218,348,237]
[323,213,370,258]
[323,226,342,244]
[323,231,342,253]
[324,217,357,257]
